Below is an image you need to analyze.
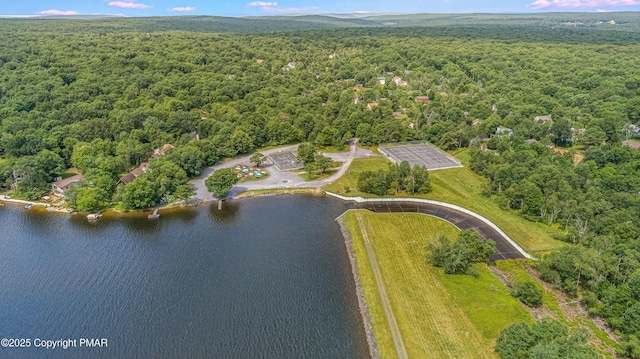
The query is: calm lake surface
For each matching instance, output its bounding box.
[0,195,369,358]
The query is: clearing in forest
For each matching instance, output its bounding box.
[341,211,532,359]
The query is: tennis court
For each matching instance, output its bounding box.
[379,143,462,170]
[267,152,303,171]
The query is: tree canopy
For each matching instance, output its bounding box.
[427,230,495,277]
[205,168,239,199]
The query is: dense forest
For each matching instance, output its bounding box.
[2,17,640,356]
[7,12,640,34]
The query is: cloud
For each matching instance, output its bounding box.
[108,1,152,9]
[37,9,78,15]
[246,1,318,12]
[171,7,196,11]
[247,1,278,6]
[530,0,640,9]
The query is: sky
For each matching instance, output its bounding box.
[4,0,640,17]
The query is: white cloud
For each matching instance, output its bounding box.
[247,1,278,6]
[108,1,152,9]
[246,1,318,12]
[530,0,640,9]
[37,9,78,15]
[171,7,196,11]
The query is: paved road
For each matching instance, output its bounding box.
[356,212,408,359]
[353,201,527,261]
[191,140,378,201]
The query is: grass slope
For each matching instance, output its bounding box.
[426,165,564,254]
[326,153,565,254]
[343,211,532,358]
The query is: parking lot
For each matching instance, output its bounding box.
[267,152,303,171]
[379,143,462,170]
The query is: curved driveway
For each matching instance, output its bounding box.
[191,140,378,201]
[330,194,534,261]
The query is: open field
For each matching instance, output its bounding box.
[324,157,390,194]
[317,145,349,153]
[325,153,565,254]
[300,169,338,181]
[342,211,532,359]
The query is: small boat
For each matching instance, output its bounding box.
[87,214,101,221]
[25,204,32,209]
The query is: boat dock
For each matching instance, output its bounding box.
[148,208,160,219]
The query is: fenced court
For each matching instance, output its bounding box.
[267,152,303,171]
[379,142,462,170]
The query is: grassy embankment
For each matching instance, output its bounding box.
[324,150,565,254]
[342,211,532,358]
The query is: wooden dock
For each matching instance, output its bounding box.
[148,208,160,219]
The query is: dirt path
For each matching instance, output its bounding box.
[356,212,408,359]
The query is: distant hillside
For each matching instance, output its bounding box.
[2,12,640,34]
[261,12,640,32]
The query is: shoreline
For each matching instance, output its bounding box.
[337,216,380,359]
[0,189,323,217]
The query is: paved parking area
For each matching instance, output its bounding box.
[268,152,303,171]
[379,143,462,170]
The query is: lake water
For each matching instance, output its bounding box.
[0,195,369,358]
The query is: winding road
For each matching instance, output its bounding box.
[330,194,534,261]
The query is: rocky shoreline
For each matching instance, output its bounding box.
[337,216,380,359]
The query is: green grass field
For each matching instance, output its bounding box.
[325,152,565,254]
[343,211,532,359]
[324,157,390,194]
[316,145,349,153]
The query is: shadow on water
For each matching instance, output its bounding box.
[208,200,242,226]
